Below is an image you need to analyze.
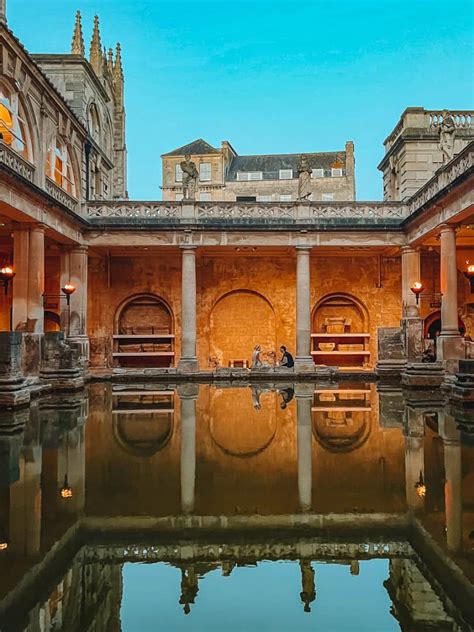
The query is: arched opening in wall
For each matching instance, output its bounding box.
[0,83,33,161]
[209,290,276,368]
[423,311,466,348]
[311,293,370,368]
[44,310,60,332]
[113,294,175,368]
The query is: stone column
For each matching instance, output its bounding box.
[401,246,421,318]
[296,386,313,511]
[295,245,314,372]
[437,225,464,361]
[12,225,29,331]
[404,408,425,511]
[440,412,462,553]
[27,224,45,334]
[68,246,89,361]
[59,247,70,333]
[401,246,424,361]
[178,246,199,372]
[179,384,198,514]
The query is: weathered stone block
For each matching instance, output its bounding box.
[40,332,85,391]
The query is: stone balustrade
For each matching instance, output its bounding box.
[44,178,80,214]
[0,141,35,184]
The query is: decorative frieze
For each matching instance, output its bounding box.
[0,142,35,183]
[45,178,79,214]
[87,202,181,218]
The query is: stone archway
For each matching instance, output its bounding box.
[312,292,369,333]
[210,290,276,367]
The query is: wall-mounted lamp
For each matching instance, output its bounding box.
[0,265,15,295]
[415,470,426,498]
[0,525,9,551]
[410,281,424,306]
[464,263,474,292]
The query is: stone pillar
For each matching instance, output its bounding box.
[404,408,425,511]
[9,445,42,556]
[27,224,45,334]
[439,412,462,553]
[178,246,199,372]
[437,225,464,362]
[179,384,198,514]
[59,248,70,333]
[12,225,29,331]
[68,246,89,362]
[296,386,313,511]
[295,246,314,372]
[401,246,424,362]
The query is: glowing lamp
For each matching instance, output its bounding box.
[415,470,426,499]
[0,265,15,295]
[410,281,424,305]
[61,283,76,306]
[0,526,9,551]
[464,264,474,292]
[59,475,73,499]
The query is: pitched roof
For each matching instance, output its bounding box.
[226,151,346,181]
[162,139,219,157]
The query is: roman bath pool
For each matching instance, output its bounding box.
[0,382,473,631]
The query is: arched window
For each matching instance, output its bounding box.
[88,103,101,144]
[0,85,31,160]
[45,138,77,197]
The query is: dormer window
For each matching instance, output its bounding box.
[237,171,263,181]
[0,85,31,160]
[46,138,76,197]
[279,169,293,179]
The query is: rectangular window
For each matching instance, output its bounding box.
[322,193,334,201]
[279,194,292,201]
[200,162,211,182]
[331,168,343,177]
[279,169,293,180]
[199,192,212,201]
[237,171,263,181]
[312,168,324,178]
[175,164,183,182]
[257,195,272,202]
[175,193,184,201]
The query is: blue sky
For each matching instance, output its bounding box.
[10,0,474,200]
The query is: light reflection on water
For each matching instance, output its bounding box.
[0,381,472,631]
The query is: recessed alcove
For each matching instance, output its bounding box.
[113,294,175,367]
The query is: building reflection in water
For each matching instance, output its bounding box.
[0,382,472,631]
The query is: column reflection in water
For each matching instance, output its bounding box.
[57,422,86,515]
[296,386,313,512]
[404,407,425,512]
[439,412,463,553]
[179,385,198,514]
[9,406,42,556]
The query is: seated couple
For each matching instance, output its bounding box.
[252,345,294,369]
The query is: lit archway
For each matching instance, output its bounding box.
[210,290,276,367]
[312,292,369,333]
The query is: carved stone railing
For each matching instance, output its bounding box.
[82,539,414,564]
[0,141,35,183]
[87,201,181,219]
[45,178,80,214]
[86,201,408,224]
[408,142,474,215]
[427,110,474,130]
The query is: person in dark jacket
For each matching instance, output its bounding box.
[279,346,294,368]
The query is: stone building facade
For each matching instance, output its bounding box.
[0,3,473,400]
[162,139,355,202]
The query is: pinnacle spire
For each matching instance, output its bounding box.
[71,10,85,56]
[113,42,123,80]
[89,15,102,75]
[107,47,114,74]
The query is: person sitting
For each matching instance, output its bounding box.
[279,345,294,368]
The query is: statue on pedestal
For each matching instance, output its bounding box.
[180,154,198,200]
[297,155,312,201]
[438,110,456,164]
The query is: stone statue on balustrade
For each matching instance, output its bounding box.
[297,155,312,201]
[180,154,199,200]
[438,110,456,164]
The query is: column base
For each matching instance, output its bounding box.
[436,335,465,364]
[294,356,315,373]
[177,357,199,373]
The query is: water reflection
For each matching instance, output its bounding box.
[0,382,472,631]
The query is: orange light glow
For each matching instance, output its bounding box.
[61,283,76,296]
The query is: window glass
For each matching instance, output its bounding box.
[279,194,292,201]
[257,195,272,202]
[199,162,211,182]
[279,169,293,179]
[322,193,334,201]
[0,86,30,159]
[311,169,324,178]
[331,168,343,177]
[175,164,183,182]
[46,138,76,197]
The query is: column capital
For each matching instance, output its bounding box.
[29,223,47,234]
[438,223,456,236]
[400,245,419,255]
[295,244,312,252]
[180,244,197,251]
[70,245,88,255]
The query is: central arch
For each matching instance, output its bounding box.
[209,290,276,367]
